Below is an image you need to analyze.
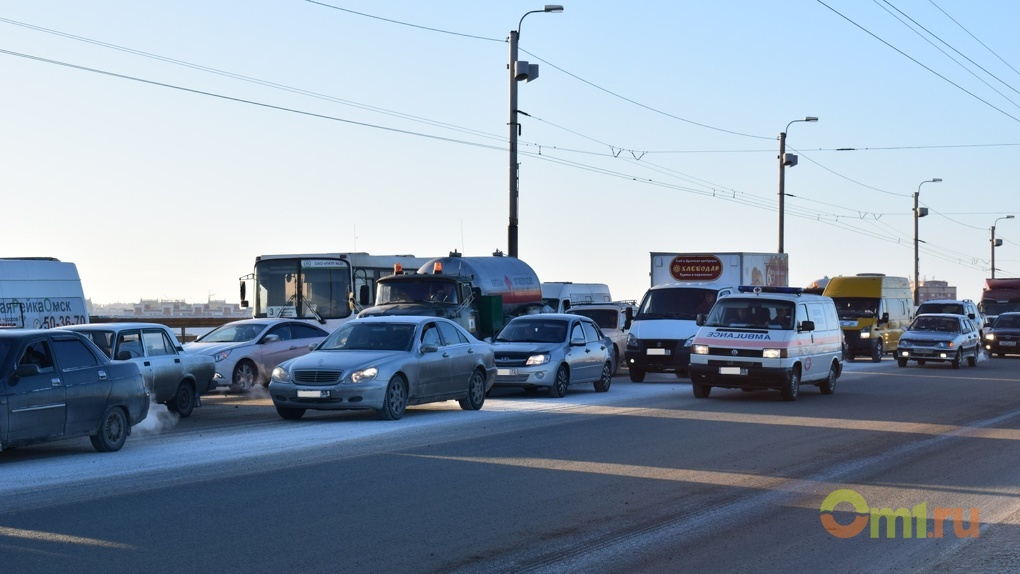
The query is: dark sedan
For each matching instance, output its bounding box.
[0,329,149,453]
[983,312,1020,357]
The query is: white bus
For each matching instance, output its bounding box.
[0,257,89,329]
[240,253,434,331]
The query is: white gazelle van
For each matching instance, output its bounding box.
[687,286,844,401]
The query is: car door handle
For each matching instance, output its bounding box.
[144,361,151,367]
[175,358,181,364]
[51,378,62,387]
[443,352,451,358]
[289,345,299,350]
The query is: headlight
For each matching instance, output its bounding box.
[627,333,638,347]
[213,350,230,362]
[985,333,995,341]
[526,354,550,366]
[859,331,871,339]
[271,367,291,383]
[350,367,378,383]
[692,344,709,355]
[683,336,695,348]
[936,341,955,349]
[762,348,785,359]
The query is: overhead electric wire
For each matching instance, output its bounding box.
[814,0,1020,124]
[876,0,1020,107]
[928,0,1020,85]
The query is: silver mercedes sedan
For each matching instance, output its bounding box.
[268,316,495,420]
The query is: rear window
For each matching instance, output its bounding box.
[917,303,964,315]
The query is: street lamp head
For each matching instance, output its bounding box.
[932,177,942,183]
[804,116,819,122]
[1007,215,1015,220]
[544,5,564,12]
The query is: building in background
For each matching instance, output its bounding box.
[911,278,957,304]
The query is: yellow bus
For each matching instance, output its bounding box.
[822,274,914,362]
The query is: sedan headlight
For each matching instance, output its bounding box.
[692,344,709,355]
[936,341,955,349]
[271,367,291,383]
[213,350,230,362]
[526,354,550,366]
[350,367,378,383]
[985,333,995,341]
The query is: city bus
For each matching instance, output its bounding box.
[240,253,434,331]
[0,257,89,328]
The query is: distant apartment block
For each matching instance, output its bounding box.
[911,278,957,304]
[89,298,250,318]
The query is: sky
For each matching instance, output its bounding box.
[2,1,1019,305]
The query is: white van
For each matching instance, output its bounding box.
[687,286,843,401]
[541,282,612,313]
[0,257,89,329]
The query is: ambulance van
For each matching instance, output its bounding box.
[688,286,843,401]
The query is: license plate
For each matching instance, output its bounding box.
[646,348,669,356]
[1001,341,1017,346]
[497,368,515,376]
[297,390,329,398]
[719,366,747,375]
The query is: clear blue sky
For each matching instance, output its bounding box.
[2,1,1018,304]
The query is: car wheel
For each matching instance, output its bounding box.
[458,369,487,410]
[377,375,408,420]
[90,407,129,453]
[692,384,711,398]
[594,361,612,393]
[967,350,978,367]
[897,358,907,368]
[871,340,883,363]
[781,368,800,401]
[951,351,962,369]
[628,368,645,383]
[549,366,569,398]
[819,363,837,395]
[276,406,306,420]
[229,360,257,392]
[168,382,196,418]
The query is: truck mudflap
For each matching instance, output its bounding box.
[688,363,794,389]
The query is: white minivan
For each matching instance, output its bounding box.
[687,286,844,401]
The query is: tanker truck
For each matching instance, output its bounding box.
[358,252,543,339]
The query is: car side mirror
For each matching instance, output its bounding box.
[880,312,890,325]
[799,320,816,333]
[308,343,318,351]
[570,336,586,347]
[421,344,439,354]
[15,363,41,378]
[262,334,281,344]
[696,314,706,326]
[116,351,132,361]
[624,308,634,330]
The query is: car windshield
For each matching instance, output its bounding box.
[495,320,568,343]
[705,300,794,329]
[830,297,878,319]
[917,303,965,315]
[571,309,618,330]
[993,315,1020,328]
[199,323,264,343]
[636,288,717,320]
[910,317,959,332]
[320,322,415,351]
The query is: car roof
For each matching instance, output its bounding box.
[508,313,590,322]
[356,315,439,325]
[65,322,170,331]
[914,313,964,319]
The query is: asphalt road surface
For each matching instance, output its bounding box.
[1,354,1018,573]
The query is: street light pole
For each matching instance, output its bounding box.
[777,116,818,253]
[508,5,563,259]
[991,215,1015,279]
[913,178,942,306]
